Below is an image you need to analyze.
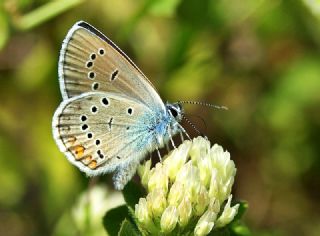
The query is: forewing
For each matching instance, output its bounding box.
[52,92,152,176]
[59,21,164,110]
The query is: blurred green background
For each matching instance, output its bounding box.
[1,0,320,235]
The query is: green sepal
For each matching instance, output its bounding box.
[118,219,142,236]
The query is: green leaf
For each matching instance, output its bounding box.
[118,219,142,236]
[122,181,145,210]
[233,201,248,222]
[228,201,251,236]
[230,223,251,236]
[14,0,84,31]
[103,205,129,235]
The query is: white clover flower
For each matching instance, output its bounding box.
[134,136,239,235]
[71,185,124,236]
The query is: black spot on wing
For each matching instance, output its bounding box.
[110,70,119,81]
[90,53,96,60]
[92,82,99,90]
[95,139,100,146]
[81,124,88,130]
[77,22,141,73]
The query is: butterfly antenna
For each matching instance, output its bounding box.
[187,114,208,133]
[182,115,204,137]
[178,101,228,110]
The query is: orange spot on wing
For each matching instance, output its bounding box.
[89,160,97,169]
[74,145,85,159]
[83,155,92,164]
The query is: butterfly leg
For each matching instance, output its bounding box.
[177,123,191,140]
[156,147,162,162]
[113,160,139,190]
[168,126,176,149]
[180,131,185,142]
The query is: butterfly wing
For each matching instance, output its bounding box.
[52,92,156,176]
[59,21,164,110]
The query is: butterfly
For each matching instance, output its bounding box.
[52,21,189,190]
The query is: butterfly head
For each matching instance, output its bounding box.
[166,103,183,122]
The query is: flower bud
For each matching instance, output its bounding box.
[163,141,190,181]
[208,199,220,214]
[168,182,184,206]
[208,170,220,201]
[194,209,217,236]
[148,163,168,193]
[137,159,152,188]
[160,206,178,233]
[147,188,167,217]
[215,195,239,228]
[178,196,192,227]
[175,161,192,183]
[189,136,210,163]
[197,156,212,187]
[135,198,152,226]
[176,162,201,203]
[194,185,209,216]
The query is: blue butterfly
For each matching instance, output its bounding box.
[52,21,188,190]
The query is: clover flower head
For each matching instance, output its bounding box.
[135,136,239,235]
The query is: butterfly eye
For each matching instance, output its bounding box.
[169,107,178,117]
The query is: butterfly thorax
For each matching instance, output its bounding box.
[150,103,183,148]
